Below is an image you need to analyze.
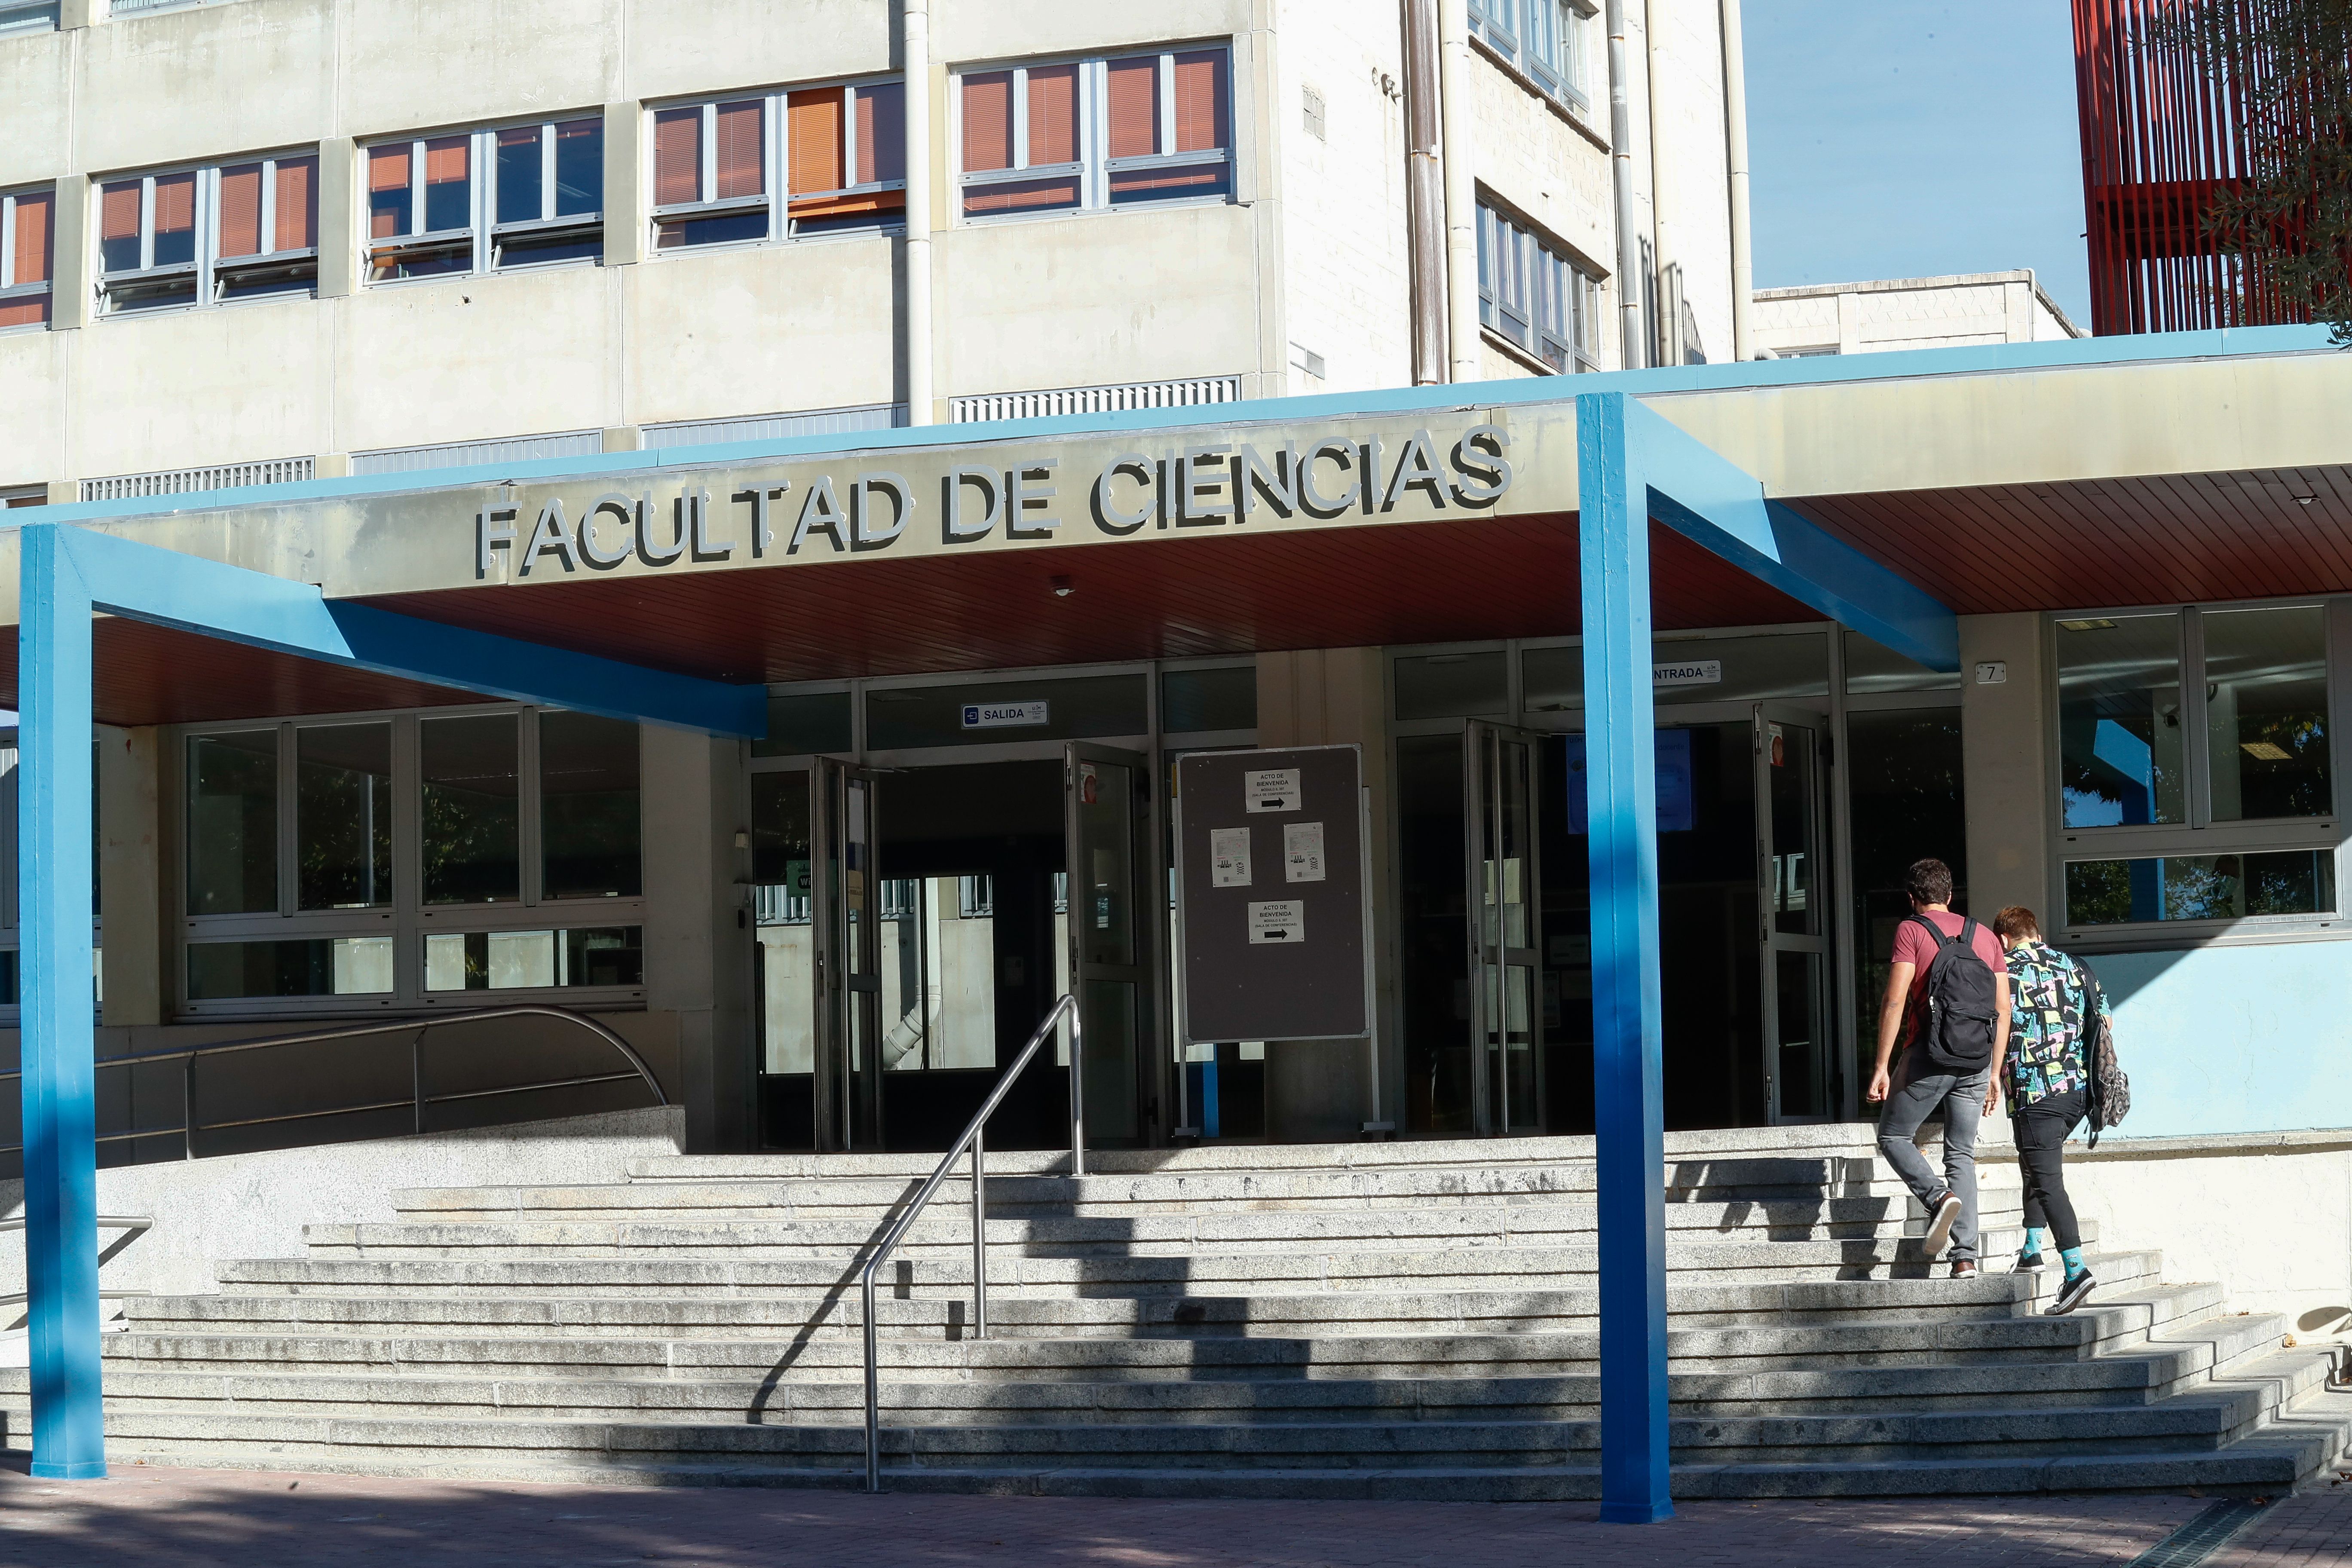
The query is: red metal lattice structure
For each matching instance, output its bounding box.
[2074,0,2315,334]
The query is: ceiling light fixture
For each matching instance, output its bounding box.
[1050,576,1074,597]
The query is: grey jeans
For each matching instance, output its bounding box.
[1875,1048,1991,1262]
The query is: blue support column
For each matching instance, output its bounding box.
[1576,393,1672,1523]
[18,524,105,1479]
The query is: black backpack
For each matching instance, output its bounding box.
[2075,960,2132,1146]
[1909,916,1999,1073]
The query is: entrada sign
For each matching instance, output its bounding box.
[473,424,1516,580]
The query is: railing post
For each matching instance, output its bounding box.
[411,1030,425,1135]
[181,1054,195,1161]
[861,1268,881,1492]
[971,1122,987,1341]
[1067,997,1086,1179]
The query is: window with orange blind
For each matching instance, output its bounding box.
[0,188,54,331]
[650,80,906,251]
[93,152,319,315]
[368,116,603,282]
[958,46,1231,220]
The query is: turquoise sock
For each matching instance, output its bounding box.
[2024,1227,2048,1258]
[2061,1246,2087,1282]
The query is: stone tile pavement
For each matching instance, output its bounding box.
[0,1463,2348,1566]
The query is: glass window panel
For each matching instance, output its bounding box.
[2065,851,2335,926]
[962,71,1014,172]
[539,711,641,900]
[99,180,142,271]
[2203,605,2331,822]
[12,189,53,287]
[855,83,905,185]
[652,108,703,206]
[964,175,1081,215]
[752,692,854,757]
[1522,644,1581,712]
[1026,64,1080,165]
[187,730,278,916]
[753,772,814,1073]
[552,119,602,215]
[1108,162,1228,203]
[1394,651,1508,720]
[187,936,393,999]
[423,926,642,990]
[151,172,196,266]
[1654,633,1829,705]
[495,126,542,224]
[1172,50,1228,152]
[423,136,471,232]
[562,926,643,986]
[295,723,392,910]
[216,163,263,259]
[274,156,318,251]
[1161,666,1257,732]
[1106,57,1160,157]
[1845,629,1960,693]
[787,88,846,194]
[421,714,520,904]
[708,101,763,199]
[2057,613,2186,827]
[864,674,1148,749]
[366,145,413,239]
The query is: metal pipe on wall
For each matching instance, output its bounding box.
[903,0,935,425]
[1605,0,1646,368]
[1720,0,1754,361]
[1402,0,1448,386]
[1436,0,1482,383]
[1644,0,1675,367]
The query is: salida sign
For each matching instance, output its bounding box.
[473,424,1516,580]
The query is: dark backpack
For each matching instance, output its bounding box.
[2075,960,2132,1146]
[1908,916,1999,1073]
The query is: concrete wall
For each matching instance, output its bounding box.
[0,1105,685,1325]
[1752,270,2086,359]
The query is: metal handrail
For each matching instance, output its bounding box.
[862,993,1084,1492]
[0,1006,666,1161]
[1,1215,153,1308]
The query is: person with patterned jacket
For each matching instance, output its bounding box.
[1993,905,2111,1316]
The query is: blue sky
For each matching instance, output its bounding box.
[1744,1,2092,326]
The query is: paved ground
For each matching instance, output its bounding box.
[3,1464,2350,1566]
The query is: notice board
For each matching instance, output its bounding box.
[1174,745,1370,1044]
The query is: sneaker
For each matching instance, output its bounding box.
[2014,1247,2046,1274]
[1951,1259,1979,1279]
[1921,1189,1964,1256]
[2044,1270,2096,1316]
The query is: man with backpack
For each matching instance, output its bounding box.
[1866,858,2012,1278]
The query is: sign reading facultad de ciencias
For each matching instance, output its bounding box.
[1173,744,1370,1044]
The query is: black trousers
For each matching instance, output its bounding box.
[2012,1087,2086,1253]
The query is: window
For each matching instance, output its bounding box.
[1,186,53,330]
[369,117,603,282]
[651,80,905,251]
[1477,202,1601,372]
[2054,603,2339,936]
[95,153,317,314]
[179,705,643,1010]
[957,46,1231,220]
[1470,0,1594,112]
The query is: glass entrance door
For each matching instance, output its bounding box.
[1066,742,1158,1148]
[1755,704,1834,1122]
[1465,722,1544,1135]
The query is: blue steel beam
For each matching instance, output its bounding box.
[1577,393,1960,1522]
[54,527,768,738]
[15,523,766,1479]
[1620,398,1960,673]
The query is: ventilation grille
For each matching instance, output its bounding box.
[352,430,602,477]
[948,375,1244,426]
[643,404,907,449]
[80,456,314,503]
[105,0,206,15]
[0,1,59,34]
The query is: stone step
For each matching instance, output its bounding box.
[211,1244,2168,1305]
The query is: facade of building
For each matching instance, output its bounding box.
[0,0,1754,506]
[1751,270,2081,359]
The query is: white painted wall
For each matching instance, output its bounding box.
[1752,270,2086,359]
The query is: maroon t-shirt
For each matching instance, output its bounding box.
[1892,910,2004,1050]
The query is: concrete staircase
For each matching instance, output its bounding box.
[6,1123,2349,1498]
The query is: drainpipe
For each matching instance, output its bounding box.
[1645,0,1675,367]
[1403,0,1448,386]
[1720,0,1754,361]
[1604,0,1646,369]
[903,0,935,425]
[1437,0,1481,383]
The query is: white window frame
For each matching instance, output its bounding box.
[1477,199,1601,373]
[94,151,321,318]
[0,185,55,331]
[952,43,1235,225]
[1470,0,1594,115]
[2046,596,2352,950]
[646,75,909,254]
[364,115,604,286]
[172,701,646,1019]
